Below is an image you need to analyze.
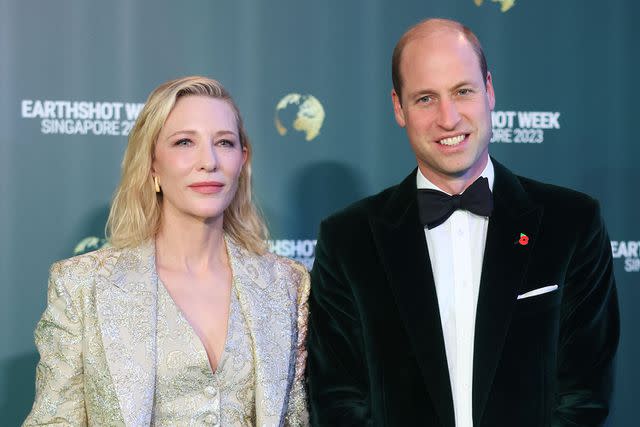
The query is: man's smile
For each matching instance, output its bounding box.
[438,134,467,146]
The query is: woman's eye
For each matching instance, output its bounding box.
[218,139,235,147]
[175,138,192,146]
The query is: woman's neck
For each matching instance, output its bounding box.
[155,209,228,275]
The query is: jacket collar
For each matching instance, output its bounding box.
[370,169,456,427]
[95,237,293,427]
[95,240,158,427]
[227,238,295,427]
[369,158,542,427]
[472,159,542,424]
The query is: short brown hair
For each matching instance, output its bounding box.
[391,18,488,100]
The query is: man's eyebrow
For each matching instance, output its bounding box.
[407,88,437,98]
[452,81,477,90]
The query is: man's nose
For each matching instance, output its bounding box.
[436,99,461,129]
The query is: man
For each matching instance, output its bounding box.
[307,18,619,426]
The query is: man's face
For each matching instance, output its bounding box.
[392,30,495,193]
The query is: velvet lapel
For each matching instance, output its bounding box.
[95,241,158,427]
[472,160,543,425]
[370,170,455,427]
[227,237,294,427]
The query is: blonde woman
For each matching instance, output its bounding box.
[24,76,309,426]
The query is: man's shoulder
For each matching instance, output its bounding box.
[493,159,599,212]
[322,183,401,227]
[313,179,412,249]
[508,172,604,232]
[516,174,599,210]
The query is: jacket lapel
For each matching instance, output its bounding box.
[227,237,294,427]
[95,241,158,427]
[472,160,543,425]
[370,171,455,427]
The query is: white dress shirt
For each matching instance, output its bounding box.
[416,157,495,427]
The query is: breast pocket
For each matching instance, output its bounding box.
[515,284,562,317]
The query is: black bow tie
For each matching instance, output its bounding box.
[417,176,493,229]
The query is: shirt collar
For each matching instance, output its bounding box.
[416,156,495,195]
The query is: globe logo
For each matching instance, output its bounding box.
[473,0,515,12]
[275,93,325,141]
[74,236,108,255]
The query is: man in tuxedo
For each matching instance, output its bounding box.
[307,18,619,426]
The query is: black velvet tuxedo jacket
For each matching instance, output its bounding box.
[307,159,619,427]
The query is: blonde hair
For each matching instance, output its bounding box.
[106,76,268,254]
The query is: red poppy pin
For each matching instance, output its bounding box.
[518,233,529,246]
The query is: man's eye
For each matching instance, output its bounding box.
[458,88,473,95]
[418,95,432,104]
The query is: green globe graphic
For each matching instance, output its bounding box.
[275,93,325,141]
[73,236,108,255]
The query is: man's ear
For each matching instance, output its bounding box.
[392,89,406,128]
[485,72,496,110]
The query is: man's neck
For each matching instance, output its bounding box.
[417,156,494,195]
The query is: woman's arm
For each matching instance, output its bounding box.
[285,262,311,427]
[23,262,87,426]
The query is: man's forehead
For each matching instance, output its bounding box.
[405,20,464,41]
[400,37,486,91]
[404,28,467,53]
[400,35,476,77]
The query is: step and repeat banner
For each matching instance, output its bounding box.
[1,0,638,424]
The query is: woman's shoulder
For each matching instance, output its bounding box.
[48,244,126,294]
[271,251,307,273]
[267,253,310,303]
[229,239,309,294]
[251,251,309,283]
[51,244,121,275]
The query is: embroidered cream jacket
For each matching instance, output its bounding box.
[23,237,310,427]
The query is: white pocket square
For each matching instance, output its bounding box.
[517,285,558,300]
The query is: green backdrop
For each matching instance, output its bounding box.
[1,0,638,425]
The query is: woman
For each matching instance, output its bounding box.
[24,76,310,426]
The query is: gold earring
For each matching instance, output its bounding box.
[154,176,161,193]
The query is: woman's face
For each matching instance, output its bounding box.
[152,95,246,224]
